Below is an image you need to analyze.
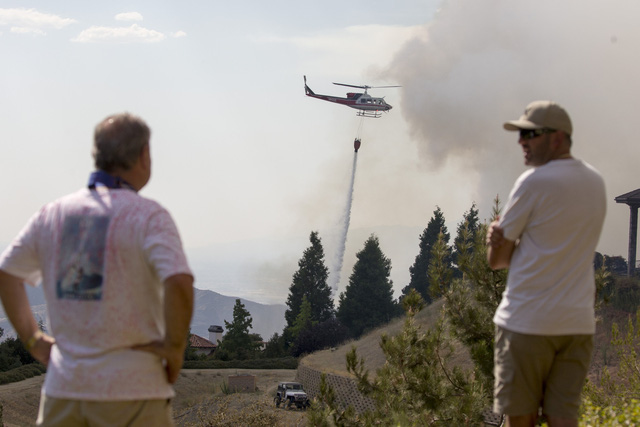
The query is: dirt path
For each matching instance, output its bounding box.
[0,369,307,426]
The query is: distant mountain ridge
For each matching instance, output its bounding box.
[190,288,286,341]
[0,286,286,343]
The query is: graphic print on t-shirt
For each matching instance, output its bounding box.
[56,215,110,300]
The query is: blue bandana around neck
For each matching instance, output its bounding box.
[88,171,135,191]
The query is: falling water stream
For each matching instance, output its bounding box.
[328,151,358,292]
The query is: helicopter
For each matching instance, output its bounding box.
[304,75,400,118]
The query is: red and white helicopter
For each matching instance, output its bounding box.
[304,75,400,118]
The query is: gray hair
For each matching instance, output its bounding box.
[92,113,150,172]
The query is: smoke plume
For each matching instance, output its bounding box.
[383,0,640,255]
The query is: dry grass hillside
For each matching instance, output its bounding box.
[302,299,473,378]
[0,369,307,427]
[302,297,630,385]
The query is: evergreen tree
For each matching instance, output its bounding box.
[451,202,479,278]
[285,231,334,331]
[263,332,287,358]
[289,295,316,340]
[337,234,400,338]
[402,206,451,303]
[430,196,507,394]
[291,317,349,358]
[215,299,261,360]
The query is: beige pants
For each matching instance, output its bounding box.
[493,326,593,418]
[36,394,173,427]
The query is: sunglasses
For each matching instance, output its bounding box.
[519,128,555,140]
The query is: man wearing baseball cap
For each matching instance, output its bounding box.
[486,101,606,426]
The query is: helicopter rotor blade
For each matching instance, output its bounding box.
[333,82,370,90]
[333,82,401,90]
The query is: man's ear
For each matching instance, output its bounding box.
[140,144,151,170]
[550,131,565,150]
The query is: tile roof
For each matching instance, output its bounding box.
[189,334,216,349]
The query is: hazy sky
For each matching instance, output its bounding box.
[1,1,638,305]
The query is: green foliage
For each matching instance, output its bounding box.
[0,336,36,372]
[402,206,451,304]
[428,197,506,394]
[451,203,480,278]
[215,299,262,360]
[220,380,232,395]
[337,234,401,338]
[285,231,334,332]
[262,332,287,358]
[580,399,640,425]
[184,328,205,361]
[289,295,316,340]
[310,289,487,425]
[601,275,640,313]
[182,356,299,370]
[0,362,46,385]
[585,310,640,408]
[291,317,349,358]
[307,374,360,426]
[594,253,628,276]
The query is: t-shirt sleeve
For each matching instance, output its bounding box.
[142,208,193,283]
[0,209,44,286]
[499,175,537,243]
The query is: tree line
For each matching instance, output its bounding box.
[195,202,485,361]
[188,199,630,366]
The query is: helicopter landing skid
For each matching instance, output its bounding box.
[357,110,382,118]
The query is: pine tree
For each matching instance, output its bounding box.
[402,206,451,303]
[451,202,479,278]
[289,295,315,339]
[216,299,261,360]
[285,231,334,331]
[430,196,507,393]
[337,234,400,338]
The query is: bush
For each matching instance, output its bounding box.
[0,363,46,385]
[309,290,486,426]
[183,357,299,370]
[580,399,640,425]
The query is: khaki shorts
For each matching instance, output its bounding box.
[36,394,173,427]
[493,326,593,418]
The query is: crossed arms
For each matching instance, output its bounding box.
[486,221,516,270]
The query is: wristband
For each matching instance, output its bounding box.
[25,330,43,351]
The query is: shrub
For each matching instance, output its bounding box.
[580,399,640,425]
[309,290,486,425]
[182,356,298,370]
[0,363,46,385]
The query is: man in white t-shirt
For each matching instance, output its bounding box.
[0,113,194,426]
[487,101,606,427]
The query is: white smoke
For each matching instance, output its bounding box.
[382,0,640,255]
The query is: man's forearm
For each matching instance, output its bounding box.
[164,273,194,350]
[487,243,515,270]
[0,269,54,365]
[0,270,39,342]
[486,222,516,270]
